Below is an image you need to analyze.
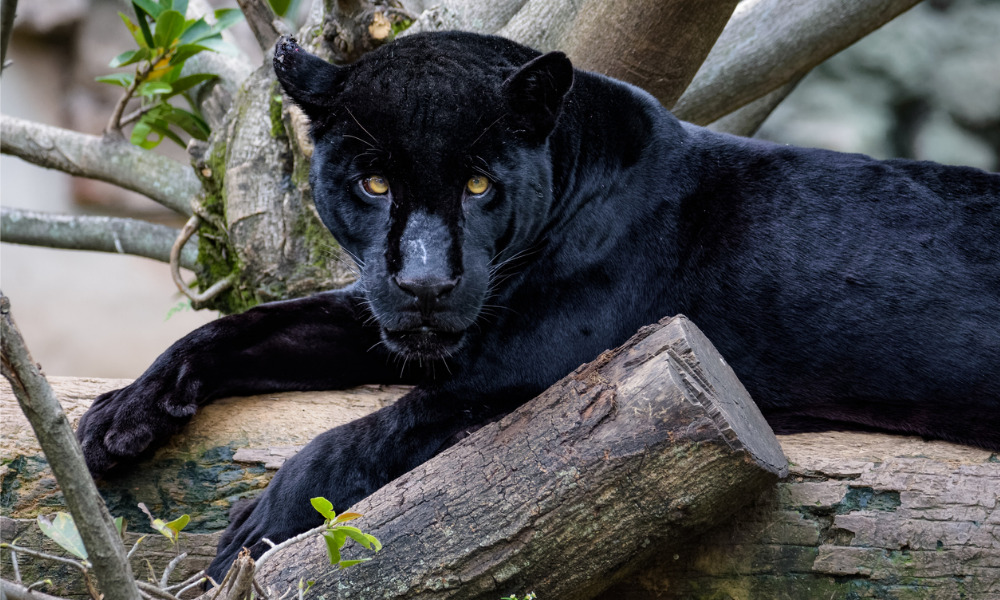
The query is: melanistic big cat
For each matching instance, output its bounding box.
[76,32,1000,579]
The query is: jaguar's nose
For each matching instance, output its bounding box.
[394,275,460,316]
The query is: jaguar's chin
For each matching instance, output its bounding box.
[381,326,467,360]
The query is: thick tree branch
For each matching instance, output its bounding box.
[404,0,528,36]
[673,0,922,125]
[0,114,198,216]
[0,292,141,600]
[2,579,72,600]
[707,77,803,137]
[557,0,739,108]
[0,207,199,270]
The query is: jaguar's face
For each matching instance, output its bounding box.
[274,33,573,360]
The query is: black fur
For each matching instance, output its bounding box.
[76,32,1000,580]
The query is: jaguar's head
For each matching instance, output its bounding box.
[274,33,573,360]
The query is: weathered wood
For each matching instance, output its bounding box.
[598,431,1000,600]
[250,315,786,599]
[7,325,997,597]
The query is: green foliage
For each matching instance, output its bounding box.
[139,502,190,545]
[97,0,244,148]
[36,512,89,562]
[501,594,537,600]
[310,497,382,569]
[391,18,413,38]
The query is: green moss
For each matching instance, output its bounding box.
[192,138,261,315]
[836,486,901,514]
[269,80,286,139]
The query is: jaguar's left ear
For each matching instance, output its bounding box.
[502,51,574,142]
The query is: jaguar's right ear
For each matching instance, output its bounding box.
[273,36,344,119]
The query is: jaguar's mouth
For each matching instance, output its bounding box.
[381,326,466,360]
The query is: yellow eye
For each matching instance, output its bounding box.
[466,175,490,195]
[362,175,389,195]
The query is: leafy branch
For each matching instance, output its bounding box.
[100,0,243,148]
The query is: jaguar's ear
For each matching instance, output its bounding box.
[502,51,574,143]
[273,36,344,120]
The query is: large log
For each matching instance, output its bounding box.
[12,320,998,597]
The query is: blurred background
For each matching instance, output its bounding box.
[1,0,998,378]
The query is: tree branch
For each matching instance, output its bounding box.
[0,114,198,216]
[236,0,282,54]
[706,76,803,137]
[185,0,254,130]
[672,0,922,125]
[0,207,199,270]
[0,292,142,600]
[403,0,528,37]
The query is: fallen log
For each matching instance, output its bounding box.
[248,315,787,598]
[19,317,997,598]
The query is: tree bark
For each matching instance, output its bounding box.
[597,430,1000,600]
[251,315,787,599]
[672,0,923,125]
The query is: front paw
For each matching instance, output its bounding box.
[76,380,196,476]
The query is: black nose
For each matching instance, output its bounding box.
[394,275,459,316]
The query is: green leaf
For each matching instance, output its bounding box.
[96,73,135,88]
[366,534,382,552]
[165,514,190,534]
[114,516,127,538]
[211,8,244,34]
[338,559,370,569]
[268,0,293,17]
[119,12,149,48]
[168,42,212,65]
[37,513,88,560]
[191,34,239,55]
[338,526,376,550]
[109,48,150,68]
[138,81,173,97]
[154,10,186,48]
[158,107,210,140]
[132,0,164,19]
[322,531,342,565]
[173,0,188,16]
[133,4,157,48]
[165,73,217,96]
[310,497,336,521]
[178,17,212,44]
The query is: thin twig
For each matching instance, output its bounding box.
[0,543,89,574]
[160,552,189,588]
[170,214,234,304]
[135,580,182,600]
[254,523,328,569]
[106,62,152,138]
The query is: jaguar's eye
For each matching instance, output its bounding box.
[466,175,490,195]
[362,175,389,195]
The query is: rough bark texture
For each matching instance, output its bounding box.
[4,386,999,597]
[599,431,1000,600]
[251,315,786,598]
